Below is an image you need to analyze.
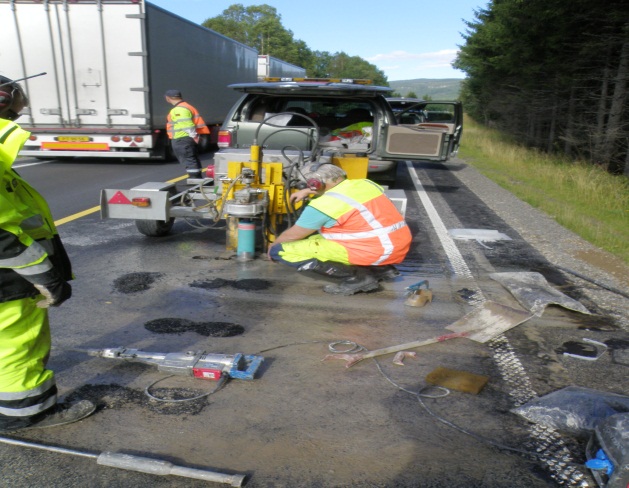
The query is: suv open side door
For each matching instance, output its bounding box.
[379,102,463,161]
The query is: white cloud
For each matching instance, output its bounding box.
[367,49,463,80]
[367,49,458,63]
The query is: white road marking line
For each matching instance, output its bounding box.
[13,160,51,169]
[404,161,588,486]
[405,161,480,287]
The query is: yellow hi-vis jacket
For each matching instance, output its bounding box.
[166,101,210,140]
[0,118,72,303]
[309,179,412,266]
[0,117,69,423]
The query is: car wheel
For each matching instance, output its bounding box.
[135,218,175,237]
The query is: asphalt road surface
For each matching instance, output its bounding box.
[1,154,628,488]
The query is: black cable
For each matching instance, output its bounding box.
[144,373,229,403]
[556,265,629,300]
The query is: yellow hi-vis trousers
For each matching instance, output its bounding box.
[270,234,350,266]
[0,296,57,430]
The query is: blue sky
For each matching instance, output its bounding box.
[148,0,488,81]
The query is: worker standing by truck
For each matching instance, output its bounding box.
[268,164,412,295]
[0,75,95,432]
[165,89,210,179]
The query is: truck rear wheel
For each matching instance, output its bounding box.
[135,218,175,237]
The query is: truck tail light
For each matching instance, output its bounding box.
[131,197,151,207]
[217,130,232,148]
[111,136,121,142]
[29,135,38,141]
[134,136,144,143]
[206,165,215,178]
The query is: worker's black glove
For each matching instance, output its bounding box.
[33,280,72,308]
[18,264,73,308]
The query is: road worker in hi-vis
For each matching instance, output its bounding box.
[164,89,210,179]
[0,75,95,432]
[268,163,412,295]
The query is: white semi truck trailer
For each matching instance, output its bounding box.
[0,0,305,160]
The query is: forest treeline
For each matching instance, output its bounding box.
[454,0,629,175]
[204,2,629,175]
[202,4,387,85]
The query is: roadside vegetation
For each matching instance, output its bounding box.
[458,116,629,265]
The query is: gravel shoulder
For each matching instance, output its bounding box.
[452,159,629,331]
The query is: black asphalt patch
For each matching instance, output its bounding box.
[66,383,208,415]
[144,317,245,337]
[190,278,272,291]
[231,279,272,290]
[113,272,163,293]
[189,278,232,289]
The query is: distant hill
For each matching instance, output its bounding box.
[388,79,463,100]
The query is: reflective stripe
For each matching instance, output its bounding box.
[0,124,18,144]
[1,119,30,168]
[0,241,47,268]
[0,376,56,401]
[13,259,53,276]
[322,221,407,240]
[323,191,402,264]
[0,394,56,417]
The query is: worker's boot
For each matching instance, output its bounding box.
[15,400,96,432]
[323,266,380,295]
[369,265,401,282]
[297,259,355,278]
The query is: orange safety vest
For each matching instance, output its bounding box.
[309,179,412,266]
[166,101,210,139]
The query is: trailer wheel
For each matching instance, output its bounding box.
[135,218,175,237]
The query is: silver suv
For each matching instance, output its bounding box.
[217,79,463,182]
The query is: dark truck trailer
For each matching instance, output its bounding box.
[0,0,305,159]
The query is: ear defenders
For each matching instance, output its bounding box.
[0,76,14,111]
[305,162,326,192]
[0,76,30,121]
[0,89,13,111]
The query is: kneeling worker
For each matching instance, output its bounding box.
[268,164,412,295]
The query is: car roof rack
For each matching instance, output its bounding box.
[261,77,372,85]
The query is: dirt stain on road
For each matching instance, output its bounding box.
[67,384,208,415]
[190,278,271,291]
[144,317,244,337]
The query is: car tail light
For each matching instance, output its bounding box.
[217,130,232,148]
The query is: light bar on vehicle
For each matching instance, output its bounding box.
[262,77,372,85]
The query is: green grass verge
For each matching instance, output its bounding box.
[458,116,629,266]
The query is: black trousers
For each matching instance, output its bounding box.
[171,137,201,175]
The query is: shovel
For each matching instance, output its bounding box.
[323,301,533,368]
